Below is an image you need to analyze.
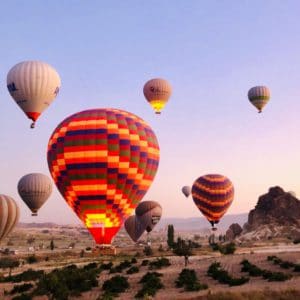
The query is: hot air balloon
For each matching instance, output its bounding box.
[7,61,61,128]
[248,86,270,113]
[124,215,145,242]
[135,201,162,233]
[191,174,234,230]
[47,108,160,245]
[18,173,52,216]
[143,78,172,114]
[182,186,191,198]
[0,195,20,243]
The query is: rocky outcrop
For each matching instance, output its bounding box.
[240,186,300,241]
[226,223,242,240]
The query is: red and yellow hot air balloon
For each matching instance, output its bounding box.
[191,174,234,230]
[47,108,160,245]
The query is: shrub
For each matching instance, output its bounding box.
[241,259,291,282]
[100,262,113,270]
[149,257,171,270]
[109,260,132,273]
[143,246,153,256]
[26,255,38,264]
[136,272,163,298]
[83,262,98,270]
[293,238,300,244]
[4,269,44,283]
[141,259,149,266]
[127,266,139,274]
[131,257,137,264]
[218,243,236,255]
[10,283,33,294]
[175,269,208,291]
[102,275,129,296]
[208,262,249,286]
[12,294,32,300]
[34,264,99,299]
[294,264,300,272]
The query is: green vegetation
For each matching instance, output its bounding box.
[175,268,208,291]
[136,272,163,298]
[204,289,300,300]
[10,283,33,294]
[0,257,20,277]
[143,245,153,256]
[167,224,175,248]
[131,257,137,264]
[102,275,129,298]
[2,269,44,283]
[26,254,38,264]
[210,242,236,255]
[110,260,132,273]
[173,237,193,267]
[12,294,32,300]
[50,239,55,250]
[207,262,249,286]
[100,262,113,270]
[241,259,291,281]
[126,266,139,274]
[267,255,300,272]
[34,264,99,299]
[141,259,149,266]
[149,257,171,270]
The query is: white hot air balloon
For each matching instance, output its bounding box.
[7,61,61,128]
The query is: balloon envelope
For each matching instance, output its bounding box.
[18,173,52,216]
[124,215,145,242]
[182,186,191,197]
[0,195,20,242]
[135,200,162,233]
[191,174,234,227]
[7,61,61,127]
[248,86,270,113]
[143,78,172,114]
[47,108,160,245]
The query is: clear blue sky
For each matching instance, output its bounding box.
[1,1,300,224]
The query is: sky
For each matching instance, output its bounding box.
[0,1,300,224]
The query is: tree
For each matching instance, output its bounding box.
[0,258,20,277]
[50,239,55,251]
[173,237,193,267]
[167,224,174,248]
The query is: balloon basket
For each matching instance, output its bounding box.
[31,213,38,216]
[92,245,117,256]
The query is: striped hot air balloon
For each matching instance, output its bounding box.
[191,174,234,230]
[248,86,270,113]
[7,61,61,128]
[47,108,160,245]
[143,78,172,114]
[0,195,20,243]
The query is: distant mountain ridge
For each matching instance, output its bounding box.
[17,213,248,232]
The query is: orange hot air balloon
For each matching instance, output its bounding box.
[143,78,172,114]
[191,174,234,230]
[47,109,160,245]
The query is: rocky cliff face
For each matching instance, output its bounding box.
[226,223,242,241]
[240,186,300,241]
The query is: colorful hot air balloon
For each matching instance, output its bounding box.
[0,195,20,243]
[18,173,52,216]
[191,174,234,230]
[135,201,162,233]
[182,186,191,198]
[248,86,270,113]
[124,215,145,242]
[47,108,160,245]
[7,61,61,128]
[143,78,172,114]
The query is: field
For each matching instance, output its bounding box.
[0,225,300,299]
